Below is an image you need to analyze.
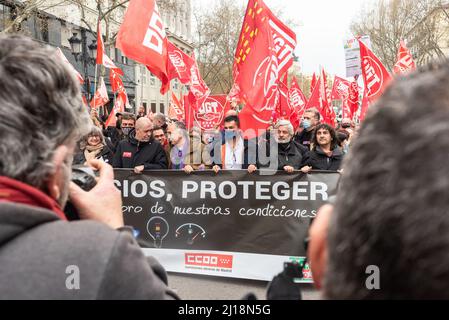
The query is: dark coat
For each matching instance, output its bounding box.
[73,145,114,165]
[293,129,315,150]
[210,137,258,169]
[259,140,309,170]
[112,130,168,169]
[304,146,344,171]
[104,127,124,153]
[0,202,178,299]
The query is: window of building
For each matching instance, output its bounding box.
[122,55,128,65]
[151,102,157,114]
[0,4,11,31]
[35,14,49,43]
[160,103,165,114]
[150,72,156,87]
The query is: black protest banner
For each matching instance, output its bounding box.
[114,169,340,280]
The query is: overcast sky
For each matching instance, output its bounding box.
[193,0,366,77]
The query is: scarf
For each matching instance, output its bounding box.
[0,176,67,220]
[84,143,104,162]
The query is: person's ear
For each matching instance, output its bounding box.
[46,145,69,201]
[308,204,333,290]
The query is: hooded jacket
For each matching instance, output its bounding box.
[112,129,168,169]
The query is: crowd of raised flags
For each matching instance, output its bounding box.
[59,0,417,137]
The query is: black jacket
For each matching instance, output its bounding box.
[112,130,168,169]
[73,145,114,165]
[104,127,124,153]
[259,140,309,170]
[293,129,315,150]
[210,137,258,169]
[304,146,343,171]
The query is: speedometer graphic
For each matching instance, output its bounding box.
[175,223,206,245]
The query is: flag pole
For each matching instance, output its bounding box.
[92,64,98,111]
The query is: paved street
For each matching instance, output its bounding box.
[168,273,321,300]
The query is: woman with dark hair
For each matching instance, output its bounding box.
[73,126,114,165]
[301,123,343,172]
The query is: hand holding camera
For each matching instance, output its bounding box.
[68,160,124,229]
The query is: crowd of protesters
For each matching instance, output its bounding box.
[81,104,357,174]
[3,32,449,301]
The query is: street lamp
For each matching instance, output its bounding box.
[68,30,97,101]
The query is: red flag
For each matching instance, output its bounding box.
[116,0,168,94]
[331,76,351,101]
[97,23,123,74]
[169,92,184,121]
[278,81,291,119]
[331,76,353,119]
[233,0,279,115]
[310,72,317,95]
[183,92,197,129]
[239,104,273,140]
[394,40,416,75]
[306,68,335,125]
[90,77,109,109]
[167,41,195,85]
[96,22,104,65]
[109,69,124,93]
[289,77,308,120]
[189,53,210,107]
[359,39,392,103]
[267,8,297,78]
[56,48,84,84]
[195,95,228,131]
[348,80,360,120]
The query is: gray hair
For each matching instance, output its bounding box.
[0,35,90,189]
[325,60,449,299]
[274,119,294,136]
[79,126,106,150]
[154,112,167,124]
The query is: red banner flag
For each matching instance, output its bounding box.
[359,39,392,103]
[306,69,334,125]
[289,77,308,120]
[331,76,353,119]
[310,72,317,95]
[278,81,291,119]
[267,9,296,78]
[233,0,279,115]
[194,95,228,131]
[348,80,360,120]
[239,104,274,140]
[167,41,195,85]
[169,92,184,121]
[116,0,168,94]
[189,53,210,107]
[331,76,351,101]
[90,77,109,109]
[109,69,123,93]
[393,40,416,75]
